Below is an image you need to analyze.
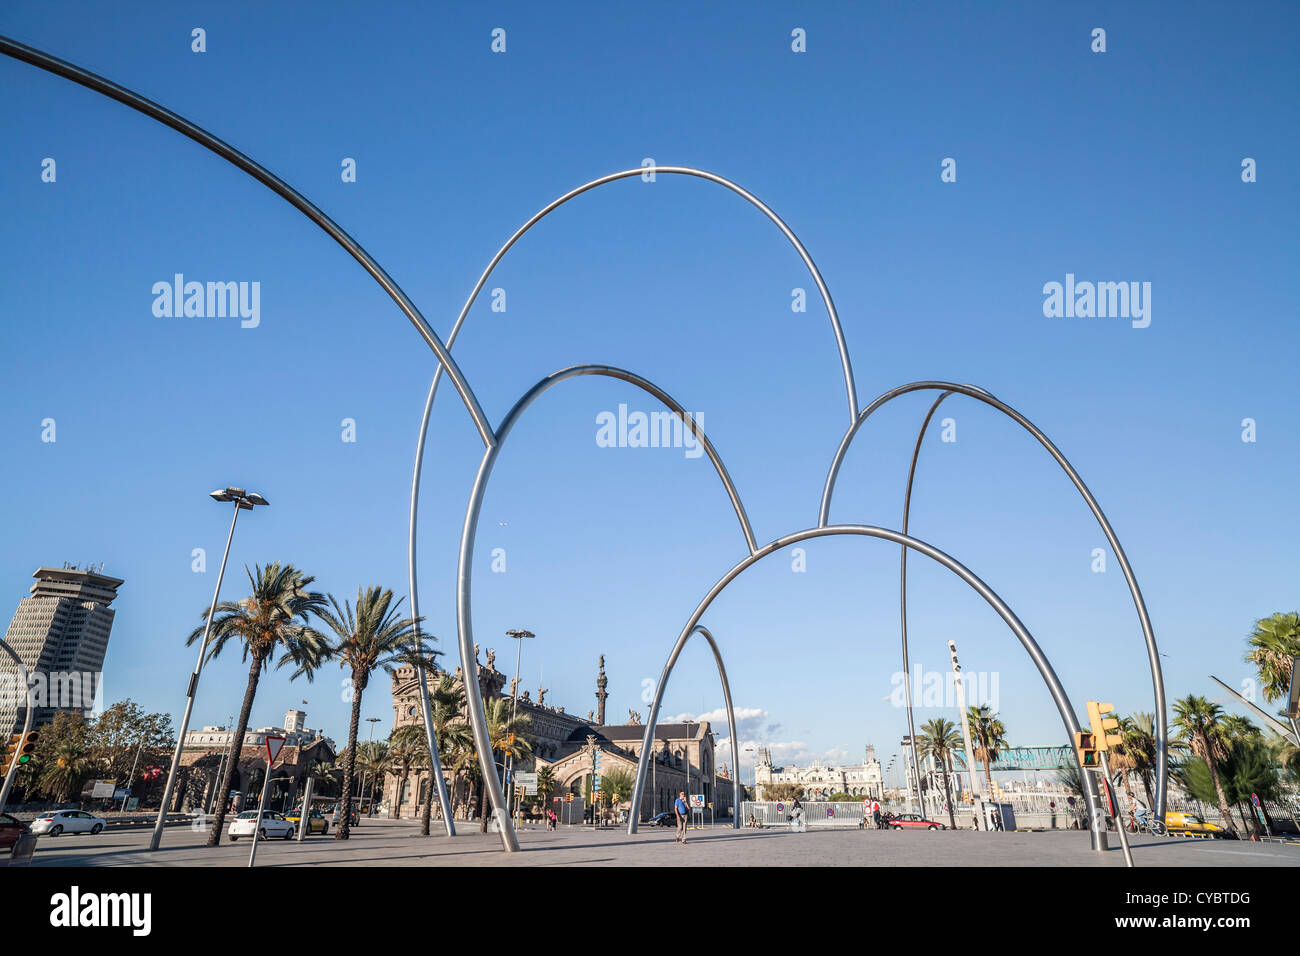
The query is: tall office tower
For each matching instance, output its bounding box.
[1,565,124,734]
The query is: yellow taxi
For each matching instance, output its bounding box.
[1165,811,1227,838]
[284,808,329,835]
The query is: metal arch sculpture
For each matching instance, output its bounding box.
[627,524,1104,835]
[0,34,479,835]
[819,381,1169,817]
[632,625,743,829]
[2,35,1166,853]
[457,364,760,851]
[403,165,862,813]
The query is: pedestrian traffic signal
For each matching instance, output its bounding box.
[1086,701,1123,751]
[1074,730,1098,768]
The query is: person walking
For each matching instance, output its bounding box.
[871,799,882,830]
[674,790,689,844]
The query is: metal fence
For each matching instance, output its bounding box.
[742,801,866,828]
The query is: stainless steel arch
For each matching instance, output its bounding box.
[819,381,1168,818]
[458,364,760,852]
[405,167,859,834]
[626,524,1104,839]
[0,35,482,834]
[0,34,494,448]
[632,625,743,830]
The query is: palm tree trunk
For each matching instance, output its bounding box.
[1201,735,1239,837]
[206,655,263,847]
[420,768,434,835]
[335,674,363,840]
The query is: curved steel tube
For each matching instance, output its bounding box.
[626,524,1103,837]
[631,625,742,829]
[458,364,759,852]
[0,34,494,449]
[406,166,856,829]
[819,381,1168,818]
[1,34,483,833]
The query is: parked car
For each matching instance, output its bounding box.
[1165,811,1229,838]
[326,803,359,827]
[227,810,295,841]
[887,813,945,831]
[285,808,329,835]
[646,811,675,827]
[30,810,106,836]
[0,812,31,849]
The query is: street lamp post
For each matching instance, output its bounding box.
[365,716,381,815]
[149,487,268,852]
[119,733,147,812]
[503,628,534,821]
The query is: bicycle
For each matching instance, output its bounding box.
[1133,808,1167,836]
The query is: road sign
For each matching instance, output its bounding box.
[91,780,115,799]
[776,802,784,812]
[516,772,538,788]
[265,735,286,764]
[1067,796,1076,806]
[1251,792,1261,807]
[1050,801,1056,809]
[690,794,704,809]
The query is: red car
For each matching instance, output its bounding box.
[888,813,945,831]
[0,812,31,850]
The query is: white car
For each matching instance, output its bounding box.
[30,810,106,836]
[227,810,295,841]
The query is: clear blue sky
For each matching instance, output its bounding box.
[1,2,1296,782]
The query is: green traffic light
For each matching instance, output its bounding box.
[17,754,30,764]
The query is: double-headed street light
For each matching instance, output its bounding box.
[149,487,268,852]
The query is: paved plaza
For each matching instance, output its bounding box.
[23,819,1300,867]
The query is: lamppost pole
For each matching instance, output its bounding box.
[150,487,267,852]
[503,628,534,821]
[0,640,33,814]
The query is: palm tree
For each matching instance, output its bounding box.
[967,705,1007,799]
[1172,695,1238,837]
[536,765,555,805]
[315,585,427,840]
[1119,712,1159,810]
[356,739,390,816]
[38,739,92,803]
[1245,611,1300,702]
[308,759,339,797]
[388,725,425,819]
[600,767,635,819]
[918,718,962,830]
[481,697,533,832]
[420,674,470,835]
[187,563,328,846]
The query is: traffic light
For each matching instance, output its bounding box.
[2,731,38,770]
[1086,701,1123,751]
[1074,730,1098,768]
[17,731,38,765]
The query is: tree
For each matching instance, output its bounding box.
[1245,611,1300,703]
[316,585,426,840]
[87,699,175,801]
[388,724,425,819]
[600,767,635,813]
[188,562,328,846]
[967,704,1007,799]
[1118,712,1159,810]
[1172,695,1238,837]
[918,718,962,830]
[308,759,339,796]
[536,765,555,806]
[33,710,92,803]
[481,696,532,832]
[420,674,470,835]
[761,782,805,802]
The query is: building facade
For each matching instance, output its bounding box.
[175,709,336,813]
[382,651,735,820]
[754,745,884,800]
[2,565,122,734]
